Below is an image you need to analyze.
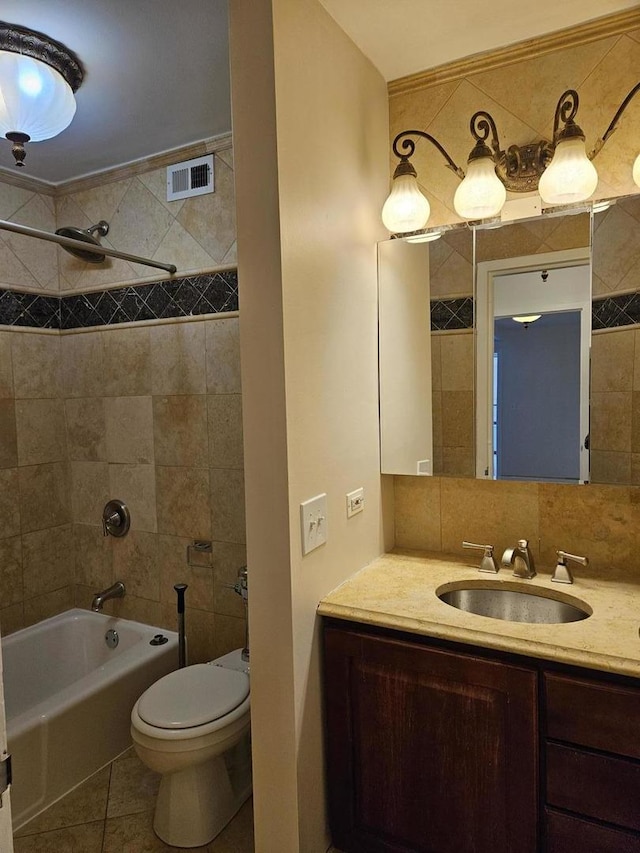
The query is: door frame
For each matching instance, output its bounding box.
[475,246,591,483]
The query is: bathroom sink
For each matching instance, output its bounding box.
[436,582,591,624]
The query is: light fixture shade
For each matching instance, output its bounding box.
[453,155,506,220]
[512,314,542,324]
[633,152,640,189]
[538,137,598,205]
[382,173,431,233]
[0,51,76,142]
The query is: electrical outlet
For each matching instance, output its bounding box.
[300,493,328,555]
[346,487,364,518]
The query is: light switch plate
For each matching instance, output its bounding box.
[300,493,328,555]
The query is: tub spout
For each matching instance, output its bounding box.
[91,581,125,612]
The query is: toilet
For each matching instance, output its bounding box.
[130,649,251,848]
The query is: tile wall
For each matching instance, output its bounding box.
[0,315,247,661]
[0,141,246,662]
[55,147,236,293]
[392,19,640,547]
[394,474,640,583]
[65,316,246,663]
[0,185,57,293]
[0,329,71,635]
[389,26,640,227]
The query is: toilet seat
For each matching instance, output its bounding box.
[137,664,250,730]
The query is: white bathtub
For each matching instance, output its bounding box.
[2,608,178,829]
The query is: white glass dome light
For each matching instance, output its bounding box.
[0,23,83,167]
[453,153,507,220]
[538,136,598,205]
[0,51,76,142]
[382,161,431,234]
[633,152,640,189]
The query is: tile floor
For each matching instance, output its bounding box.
[13,748,254,853]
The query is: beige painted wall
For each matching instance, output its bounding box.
[230,0,388,849]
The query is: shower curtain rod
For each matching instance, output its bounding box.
[0,219,177,274]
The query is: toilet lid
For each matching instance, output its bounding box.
[138,664,250,729]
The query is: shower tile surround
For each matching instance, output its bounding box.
[0,143,247,664]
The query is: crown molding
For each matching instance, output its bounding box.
[388,8,640,97]
[55,133,233,196]
[0,167,56,195]
[0,133,233,198]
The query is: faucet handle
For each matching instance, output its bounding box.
[462,541,499,574]
[552,550,588,584]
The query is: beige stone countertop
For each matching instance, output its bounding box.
[317,550,640,679]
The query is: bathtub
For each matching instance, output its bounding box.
[2,608,178,829]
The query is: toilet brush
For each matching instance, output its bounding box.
[174,583,188,668]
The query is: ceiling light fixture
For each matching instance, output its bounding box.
[512,314,542,329]
[0,21,83,168]
[383,83,640,234]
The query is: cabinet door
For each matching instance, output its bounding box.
[324,626,538,853]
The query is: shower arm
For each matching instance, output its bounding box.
[0,218,177,275]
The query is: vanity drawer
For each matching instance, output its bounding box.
[546,742,640,832]
[546,809,640,853]
[544,673,640,759]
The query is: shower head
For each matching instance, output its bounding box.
[54,220,110,263]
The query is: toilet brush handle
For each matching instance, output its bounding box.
[174,584,188,668]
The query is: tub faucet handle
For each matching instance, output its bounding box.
[102,500,130,538]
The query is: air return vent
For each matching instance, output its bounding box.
[166,154,214,201]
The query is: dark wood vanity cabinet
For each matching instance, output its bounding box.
[323,623,538,853]
[543,672,640,852]
[323,620,640,853]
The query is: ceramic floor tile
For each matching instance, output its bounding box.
[13,820,104,852]
[208,798,254,852]
[12,750,253,852]
[106,748,160,818]
[14,766,111,837]
[102,809,210,852]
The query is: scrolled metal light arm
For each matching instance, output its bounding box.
[390,130,465,181]
[589,80,640,159]
[383,80,640,232]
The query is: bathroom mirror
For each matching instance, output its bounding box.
[378,238,433,475]
[378,193,640,485]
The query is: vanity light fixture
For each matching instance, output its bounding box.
[0,21,83,167]
[383,82,640,233]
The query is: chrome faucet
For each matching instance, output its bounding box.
[91,581,126,612]
[501,539,536,579]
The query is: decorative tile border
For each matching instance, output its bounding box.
[0,271,238,330]
[430,296,640,333]
[0,280,636,333]
[592,293,640,330]
[431,297,474,331]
